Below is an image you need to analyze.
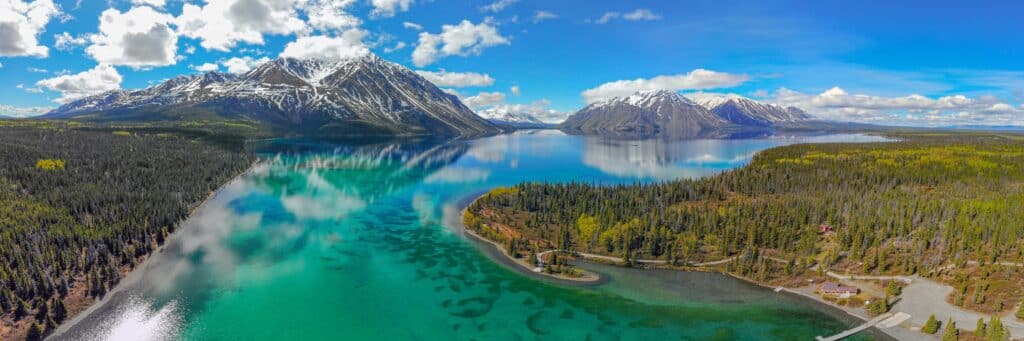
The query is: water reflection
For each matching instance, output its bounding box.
[54,131,890,341]
[581,134,890,180]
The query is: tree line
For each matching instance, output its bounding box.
[0,126,253,339]
[466,132,1024,296]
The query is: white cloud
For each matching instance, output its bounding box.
[53,31,87,51]
[191,62,219,72]
[131,0,166,7]
[299,0,360,32]
[36,64,122,103]
[27,67,48,73]
[279,30,369,60]
[510,85,520,96]
[533,10,558,23]
[623,9,661,21]
[0,0,61,57]
[412,20,509,67]
[175,0,307,51]
[0,104,51,118]
[370,0,414,18]
[480,0,516,13]
[415,70,494,87]
[402,21,423,31]
[221,56,270,74]
[582,69,751,103]
[592,12,619,24]
[383,41,406,53]
[462,91,506,108]
[591,8,661,24]
[769,87,1024,126]
[16,83,44,93]
[87,6,178,68]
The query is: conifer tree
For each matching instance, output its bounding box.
[941,318,957,341]
[922,314,940,334]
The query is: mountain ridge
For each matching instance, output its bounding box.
[560,90,821,138]
[46,54,500,137]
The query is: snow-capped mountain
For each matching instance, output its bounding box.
[476,107,554,128]
[46,54,500,137]
[692,94,813,126]
[560,90,730,138]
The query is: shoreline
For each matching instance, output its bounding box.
[448,192,605,287]
[49,159,264,339]
[455,192,905,341]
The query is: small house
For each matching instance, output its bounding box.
[819,281,858,298]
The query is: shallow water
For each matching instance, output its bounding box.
[55,130,891,340]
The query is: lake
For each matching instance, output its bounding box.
[54,130,892,340]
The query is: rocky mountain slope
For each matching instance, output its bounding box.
[560,91,822,138]
[560,90,732,138]
[46,54,500,137]
[692,94,813,127]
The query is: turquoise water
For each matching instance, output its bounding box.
[56,130,891,340]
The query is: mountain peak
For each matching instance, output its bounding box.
[45,54,499,137]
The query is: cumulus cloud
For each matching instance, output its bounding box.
[0,104,51,118]
[370,0,414,18]
[533,10,558,23]
[131,0,166,7]
[415,70,494,87]
[582,69,750,103]
[191,62,219,72]
[300,0,360,32]
[176,0,307,51]
[87,6,178,68]
[0,0,61,57]
[480,0,516,13]
[53,31,87,51]
[36,64,122,103]
[221,56,270,73]
[279,30,369,60]
[462,91,506,108]
[769,87,1024,126]
[510,85,520,96]
[412,20,509,67]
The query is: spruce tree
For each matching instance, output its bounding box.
[975,318,986,338]
[941,318,957,341]
[25,323,42,341]
[922,314,940,334]
[986,317,1003,341]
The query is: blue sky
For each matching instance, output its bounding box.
[1,0,1022,125]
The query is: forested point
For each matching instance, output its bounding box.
[466,132,1024,313]
[0,125,254,340]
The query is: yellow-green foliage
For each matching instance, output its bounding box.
[35,159,65,170]
[576,214,599,246]
[488,186,518,197]
[112,130,133,136]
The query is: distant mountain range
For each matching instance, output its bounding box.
[476,107,556,129]
[560,90,829,138]
[46,54,500,137]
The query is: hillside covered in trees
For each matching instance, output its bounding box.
[0,123,253,340]
[466,133,1024,314]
